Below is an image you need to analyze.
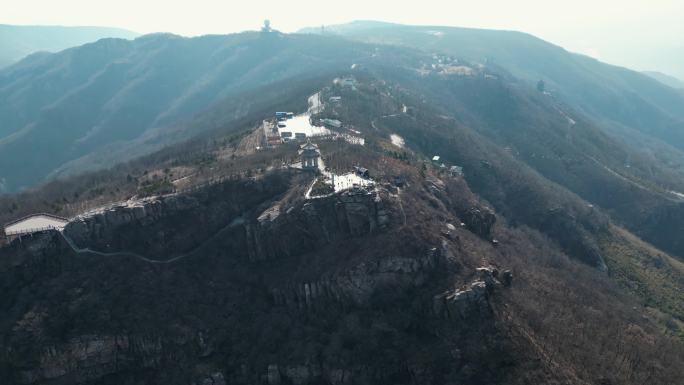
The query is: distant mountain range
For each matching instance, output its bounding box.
[0,31,409,191]
[1,20,684,196]
[643,70,684,89]
[300,21,684,151]
[0,24,138,68]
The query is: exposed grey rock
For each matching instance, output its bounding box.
[258,205,281,223]
[272,248,440,309]
[19,334,162,384]
[267,364,281,385]
[63,195,200,247]
[192,372,226,385]
[502,270,513,287]
[328,368,352,385]
[445,280,489,320]
[284,365,313,385]
[476,266,500,289]
[433,265,512,320]
[462,207,496,239]
[246,189,392,261]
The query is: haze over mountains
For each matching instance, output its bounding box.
[2,20,684,384]
[0,24,139,68]
[302,21,684,144]
[2,20,684,194]
[4,20,684,261]
[0,31,402,190]
[644,71,684,89]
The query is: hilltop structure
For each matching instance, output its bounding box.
[299,139,320,171]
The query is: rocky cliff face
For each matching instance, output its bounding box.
[60,174,291,260]
[0,171,520,385]
[58,178,393,266]
[246,187,392,261]
[63,195,200,249]
[432,266,511,320]
[270,247,441,310]
[18,334,162,385]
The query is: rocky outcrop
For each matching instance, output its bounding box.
[432,265,510,320]
[246,187,391,261]
[56,174,291,260]
[267,364,281,385]
[18,335,162,384]
[338,187,391,234]
[191,372,226,385]
[271,248,441,309]
[432,280,487,321]
[423,177,496,240]
[261,364,354,385]
[462,207,496,239]
[283,365,316,385]
[542,208,607,270]
[0,172,517,385]
[63,194,200,249]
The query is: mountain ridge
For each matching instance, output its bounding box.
[643,70,684,89]
[0,24,139,68]
[300,21,684,146]
[3,22,683,194]
[0,31,401,191]
[1,72,684,384]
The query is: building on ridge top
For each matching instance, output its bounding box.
[321,118,342,128]
[299,139,321,171]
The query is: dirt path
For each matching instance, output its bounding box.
[586,155,681,202]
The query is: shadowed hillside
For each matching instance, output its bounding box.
[2,75,684,383]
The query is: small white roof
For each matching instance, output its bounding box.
[432,155,440,161]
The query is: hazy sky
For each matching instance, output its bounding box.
[3,0,683,78]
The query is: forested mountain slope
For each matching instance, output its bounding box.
[0,31,410,191]
[301,21,684,163]
[2,73,684,384]
[644,71,684,89]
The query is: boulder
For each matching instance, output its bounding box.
[501,270,513,287]
[445,280,489,319]
[476,266,500,289]
[462,207,496,239]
